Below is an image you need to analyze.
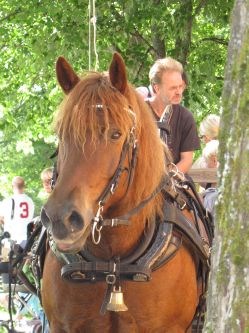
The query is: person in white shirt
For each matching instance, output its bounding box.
[0,176,34,248]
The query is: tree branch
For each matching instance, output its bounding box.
[193,0,209,17]
[131,28,155,53]
[0,8,21,23]
[201,37,229,46]
[134,47,152,81]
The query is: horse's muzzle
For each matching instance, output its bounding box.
[40,206,85,241]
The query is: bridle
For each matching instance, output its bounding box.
[91,124,138,244]
[50,106,141,245]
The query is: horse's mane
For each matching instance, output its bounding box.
[54,71,172,222]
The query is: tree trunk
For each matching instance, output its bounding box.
[204,0,249,332]
[151,0,166,58]
[174,0,193,67]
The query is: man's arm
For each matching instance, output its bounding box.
[176,151,193,174]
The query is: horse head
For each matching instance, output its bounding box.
[41,53,167,254]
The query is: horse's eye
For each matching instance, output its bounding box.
[111,131,122,140]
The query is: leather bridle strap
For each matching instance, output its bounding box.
[91,174,169,244]
[96,140,132,207]
[91,136,138,244]
[101,175,170,225]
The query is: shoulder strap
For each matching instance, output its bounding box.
[11,198,15,219]
[160,104,173,124]
[145,101,173,144]
[159,105,173,144]
[147,86,152,98]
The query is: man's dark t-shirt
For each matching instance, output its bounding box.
[147,103,200,164]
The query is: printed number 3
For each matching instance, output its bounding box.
[20,202,29,218]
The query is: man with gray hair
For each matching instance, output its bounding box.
[146,57,200,173]
[0,176,35,248]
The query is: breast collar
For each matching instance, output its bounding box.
[47,173,212,286]
[21,170,213,318]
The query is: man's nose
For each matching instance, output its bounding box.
[176,87,183,95]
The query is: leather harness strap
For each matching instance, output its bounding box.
[28,173,212,288]
[15,172,212,327]
[51,194,210,284]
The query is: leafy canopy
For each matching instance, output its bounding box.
[0,0,233,210]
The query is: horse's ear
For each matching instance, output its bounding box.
[56,56,80,94]
[109,53,127,94]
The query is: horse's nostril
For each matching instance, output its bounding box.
[41,207,50,228]
[69,211,84,231]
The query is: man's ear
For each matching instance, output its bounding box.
[153,84,159,94]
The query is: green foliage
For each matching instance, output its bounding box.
[0,0,233,206]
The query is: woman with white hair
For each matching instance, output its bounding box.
[199,114,220,143]
[202,139,219,169]
[192,114,220,169]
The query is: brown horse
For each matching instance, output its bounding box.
[41,53,210,333]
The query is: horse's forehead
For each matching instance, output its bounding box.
[77,97,134,128]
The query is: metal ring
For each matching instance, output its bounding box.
[106,274,116,285]
[91,221,102,244]
[96,223,103,233]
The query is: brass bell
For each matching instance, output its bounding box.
[106,286,128,312]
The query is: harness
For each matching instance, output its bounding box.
[18,171,213,324]
[14,116,214,331]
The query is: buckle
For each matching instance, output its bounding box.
[179,200,186,210]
